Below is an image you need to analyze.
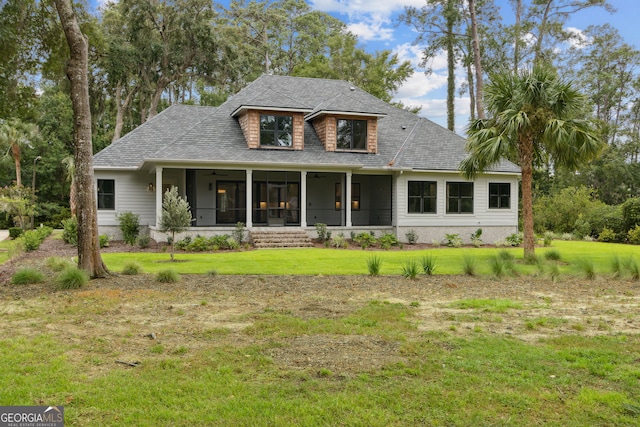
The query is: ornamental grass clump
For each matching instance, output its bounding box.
[156,269,180,283]
[46,256,73,272]
[366,255,382,276]
[420,255,437,275]
[461,254,477,276]
[11,268,45,285]
[401,259,420,279]
[575,258,596,280]
[121,262,142,276]
[55,266,89,290]
[544,249,562,262]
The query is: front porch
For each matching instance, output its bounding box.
[153,167,393,231]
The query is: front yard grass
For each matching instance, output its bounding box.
[101,240,640,276]
[1,306,639,426]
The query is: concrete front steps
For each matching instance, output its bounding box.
[250,229,314,248]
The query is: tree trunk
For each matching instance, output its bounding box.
[534,0,553,66]
[446,0,455,132]
[468,0,485,119]
[54,0,109,278]
[467,62,476,120]
[514,0,522,74]
[112,81,136,142]
[11,144,22,186]
[519,134,536,257]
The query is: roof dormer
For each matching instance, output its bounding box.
[305,93,386,154]
[231,88,313,151]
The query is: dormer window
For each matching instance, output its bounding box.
[337,119,367,150]
[260,114,293,147]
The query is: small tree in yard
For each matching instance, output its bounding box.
[158,187,192,261]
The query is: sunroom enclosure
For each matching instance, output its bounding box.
[157,168,393,229]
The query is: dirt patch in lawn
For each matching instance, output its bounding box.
[1,237,640,377]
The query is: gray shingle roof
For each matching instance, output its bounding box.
[94,75,520,174]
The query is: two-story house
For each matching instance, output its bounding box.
[93,75,520,244]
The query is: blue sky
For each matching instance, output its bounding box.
[90,0,639,133]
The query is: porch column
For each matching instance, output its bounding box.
[245,169,253,228]
[155,166,163,227]
[300,171,307,227]
[346,171,352,227]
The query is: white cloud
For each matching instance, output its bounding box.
[347,16,394,41]
[565,27,591,49]
[310,0,424,18]
[393,43,423,68]
[395,71,447,99]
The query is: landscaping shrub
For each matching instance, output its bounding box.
[11,268,45,284]
[420,255,436,275]
[61,217,78,246]
[470,228,483,247]
[366,255,382,276]
[99,234,110,248]
[226,237,240,250]
[315,223,330,242]
[543,231,554,247]
[444,233,463,247]
[117,211,140,245]
[628,225,640,245]
[598,227,617,242]
[121,262,142,275]
[534,186,606,234]
[8,227,23,239]
[232,222,246,243]
[137,234,151,249]
[572,215,591,240]
[175,236,192,250]
[405,229,418,245]
[622,197,640,231]
[156,269,180,283]
[21,226,52,252]
[505,233,523,246]
[22,230,41,252]
[401,259,420,279]
[188,235,210,251]
[330,233,348,249]
[354,232,377,249]
[55,266,89,290]
[378,233,399,250]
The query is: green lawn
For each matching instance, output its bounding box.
[1,305,639,426]
[100,240,640,276]
[3,238,640,425]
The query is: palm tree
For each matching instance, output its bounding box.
[0,119,38,187]
[460,65,603,256]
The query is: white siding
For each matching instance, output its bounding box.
[395,171,519,242]
[95,171,157,228]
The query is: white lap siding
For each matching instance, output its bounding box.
[95,171,157,230]
[395,172,519,243]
